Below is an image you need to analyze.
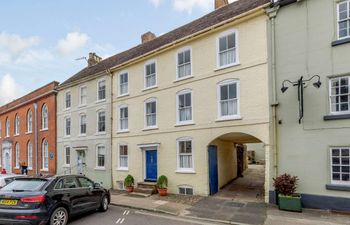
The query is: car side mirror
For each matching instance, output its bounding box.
[94,182,101,189]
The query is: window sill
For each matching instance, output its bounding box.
[40,169,48,172]
[324,114,350,121]
[175,122,195,127]
[174,75,194,83]
[78,134,87,137]
[326,184,350,191]
[95,132,107,136]
[63,165,71,168]
[216,116,242,122]
[63,135,71,138]
[96,99,106,104]
[215,62,240,72]
[78,104,87,108]
[40,128,49,132]
[14,134,19,137]
[25,131,32,135]
[94,167,106,171]
[175,170,196,174]
[27,167,32,171]
[332,37,350,47]
[117,130,129,134]
[143,127,158,131]
[117,168,129,171]
[118,93,129,98]
[64,108,71,111]
[142,86,158,92]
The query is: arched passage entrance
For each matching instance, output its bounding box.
[208,132,267,203]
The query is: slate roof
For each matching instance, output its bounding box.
[60,0,270,87]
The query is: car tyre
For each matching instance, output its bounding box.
[50,207,68,225]
[99,195,109,212]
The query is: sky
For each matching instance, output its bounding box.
[0,0,236,105]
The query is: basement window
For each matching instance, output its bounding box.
[178,186,193,195]
[116,181,125,190]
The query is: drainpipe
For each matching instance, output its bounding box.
[34,103,38,175]
[266,5,279,178]
[108,69,114,189]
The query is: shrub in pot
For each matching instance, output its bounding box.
[124,175,134,193]
[273,173,302,212]
[157,175,168,196]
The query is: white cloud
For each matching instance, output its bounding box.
[172,0,213,13]
[149,0,163,7]
[0,74,24,105]
[0,32,40,55]
[56,32,89,56]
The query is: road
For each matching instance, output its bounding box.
[69,205,222,225]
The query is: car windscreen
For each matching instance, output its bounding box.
[1,179,47,192]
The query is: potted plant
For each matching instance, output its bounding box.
[124,175,134,193]
[273,173,302,212]
[157,175,168,196]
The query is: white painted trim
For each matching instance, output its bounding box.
[144,59,157,89]
[140,145,159,181]
[337,0,350,40]
[118,104,129,132]
[176,46,193,80]
[79,85,88,106]
[41,139,49,170]
[216,28,239,69]
[330,146,350,185]
[96,78,107,101]
[176,137,195,172]
[14,114,20,135]
[95,144,106,169]
[217,79,240,120]
[26,110,33,133]
[64,116,71,137]
[144,97,157,129]
[79,113,87,135]
[118,71,129,97]
[64,145,71,166]
[328,76,350,115]
[27,141,33,169]
[64,90,71,110]
[96,109,106,134]
[176,89,194,125]
[117,143,129,170]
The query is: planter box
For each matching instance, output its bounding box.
[278,194,302,212]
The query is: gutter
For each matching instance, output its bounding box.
[58,2,271,90]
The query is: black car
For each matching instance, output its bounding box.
[0,175,110,225]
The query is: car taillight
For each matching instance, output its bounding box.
[20,195,46,203]
[16,215,39,219]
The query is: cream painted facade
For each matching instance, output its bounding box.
[111,12,272,198]
[57,74,113,188]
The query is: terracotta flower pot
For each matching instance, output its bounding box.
[158,188,167,196]
[126,186,134,193]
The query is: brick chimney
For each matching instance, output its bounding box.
[215,0,229,9]
[88,52,102,67]
[141,32,156,44]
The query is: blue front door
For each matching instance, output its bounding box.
[208,145,218,195]
[145,150,157,181]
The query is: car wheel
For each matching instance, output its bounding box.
[50,207,68,225]
[99,195,109,212]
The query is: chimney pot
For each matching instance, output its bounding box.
[141,32,156,44]
[215,0,229,9]
[88,52,102,67]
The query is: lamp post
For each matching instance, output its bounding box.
[281,75,322,124]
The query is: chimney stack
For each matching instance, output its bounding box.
[141,32,156,44]
[215,0,229,9]
[88,52,102,67]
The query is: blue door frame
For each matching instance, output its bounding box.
[208,145,218,195]
[145,150,158,182]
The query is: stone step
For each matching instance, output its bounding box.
[137,182,157,192]
[133,187,154,195]
[129,192,151,198]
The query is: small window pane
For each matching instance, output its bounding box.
[333,173,340,181]
[227,34,235,49]
[219,37,227,51]
[342,174,350,181]
[332,157,340,164]
[333,166,340,172]
[342,149,350,157]
[184,50,191,63]
[342,157,349,165]
[178,52,184,65]
[221,86,228,100]
[228,83,237,99]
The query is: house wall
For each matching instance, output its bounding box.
[112,13,271,196]
[56,75,112,188]
[273,0,350,211]
[0,82,58,175]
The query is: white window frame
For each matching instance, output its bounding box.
[96,110,106,134]
[79,113,87,135]
[176,89,194,125]
[42,139,49,171]
[96,144,106,169]
[27,142,33,170]
[79,85,88,106]
[176,137,195,173]
[117,143,129,170]
[330,147,350,185]
[144,98,157,129]
[118,105,129,132]
[42,104,48,130]
[178,185,194,195]
[217,79,241,120]
[337,0,350,40]
[97,79,106,102]
[216,29,239,69]
[15,143,20,168]
[27,110,32,133]
[118,71,129,96]
[329,76,350,115]
[65,146,71,166]
[176,46,192,81]
[6,118,10,137]
[65,116,71,137]
[15,114,20,135]
[65,91,71,109]
[144,60,157,89]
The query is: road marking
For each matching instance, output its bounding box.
[123,210,130,215]
[120,218,125,224]
[115,218,121,224]
[135,211,223,225]
[126,210,130,215]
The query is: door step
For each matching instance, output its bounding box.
[129,182,157,197]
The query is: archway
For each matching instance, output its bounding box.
[208,132,267,203]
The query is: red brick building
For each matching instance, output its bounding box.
[0,82,58,175]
